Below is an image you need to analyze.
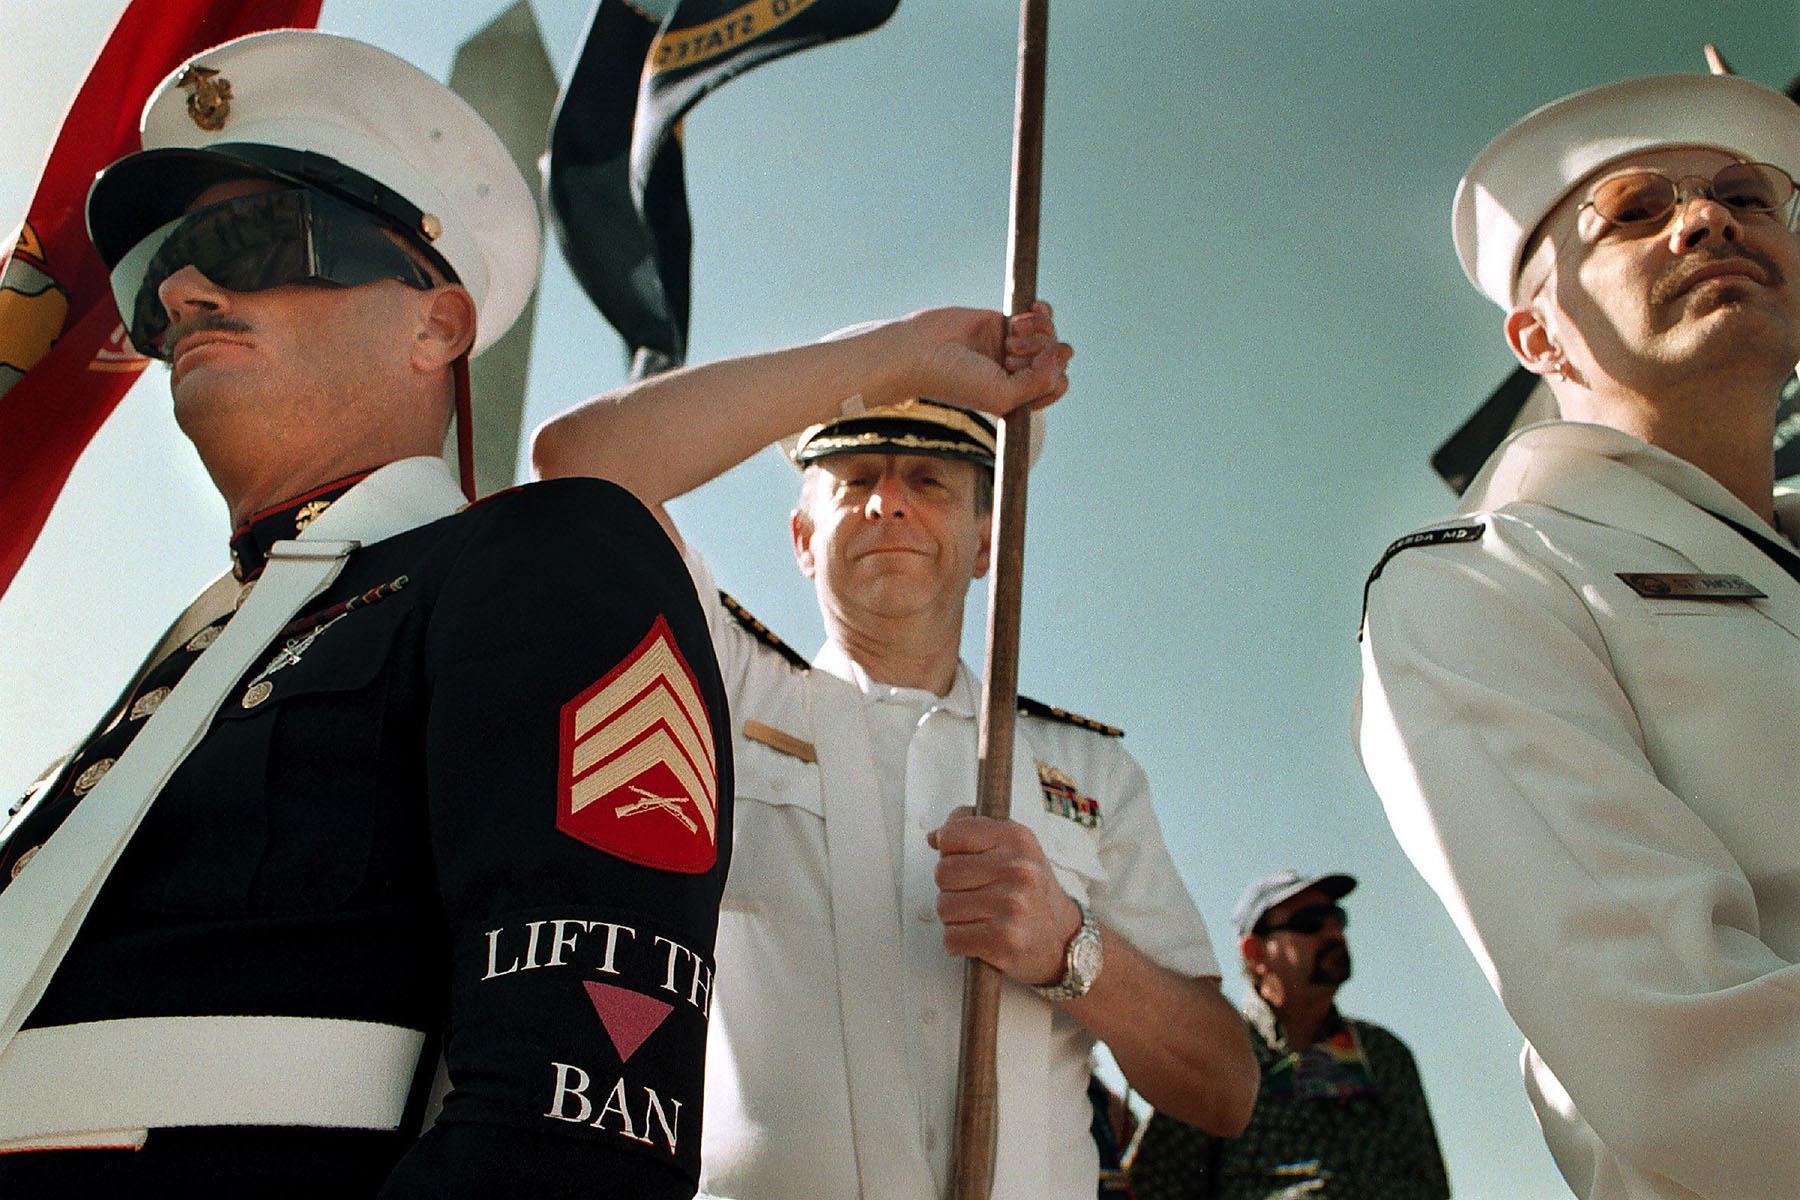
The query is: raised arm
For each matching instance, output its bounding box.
[529,303,1070,537]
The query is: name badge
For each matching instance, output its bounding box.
[1617,572,1766,600]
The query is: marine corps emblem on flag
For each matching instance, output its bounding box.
[1037,762,1100,829]
[558,617,717,872]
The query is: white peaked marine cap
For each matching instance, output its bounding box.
[86,29,541,355]
[1453,72,1800,309]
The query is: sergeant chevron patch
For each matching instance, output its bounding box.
[558,617,718,872]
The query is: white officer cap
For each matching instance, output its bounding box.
[87,29,540,355]
[789,397,1006,468]
[779,319,1048,469]
[1453,73,1800,309]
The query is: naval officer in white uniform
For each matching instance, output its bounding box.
[534,304,1258,1198]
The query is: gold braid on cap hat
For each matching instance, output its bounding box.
[792,397,997,465]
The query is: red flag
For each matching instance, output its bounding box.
[0,0,323,599]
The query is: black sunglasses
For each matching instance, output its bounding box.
[109,187,438,359]
[1259,902,1348,936]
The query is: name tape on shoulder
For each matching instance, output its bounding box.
[1360,522,1485,638]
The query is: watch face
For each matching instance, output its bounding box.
[1072,931,1103,982]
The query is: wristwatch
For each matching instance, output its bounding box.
[1033,899,1102,1001]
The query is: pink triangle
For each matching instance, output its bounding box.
[583,980,675,1063]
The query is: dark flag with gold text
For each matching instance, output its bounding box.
[0,0,323,600]
[548,0,686,378]
[633,0,903,192]
[548,0,899,377]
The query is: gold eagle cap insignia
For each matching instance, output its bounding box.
[177,65,232,131]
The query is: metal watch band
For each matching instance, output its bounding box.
[1033,898,1101,1001]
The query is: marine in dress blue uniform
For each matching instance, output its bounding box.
[0,31,729,1198]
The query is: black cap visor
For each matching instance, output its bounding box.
[88,143,453,278]
[795,399,1000,470]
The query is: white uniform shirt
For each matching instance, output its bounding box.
[1358,421,1800,1200]
[685,548,1216,1200]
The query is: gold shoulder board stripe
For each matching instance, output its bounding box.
[1017,695,1122,738]
[719,591,811,671]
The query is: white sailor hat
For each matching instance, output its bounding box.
[86,29,540,354]
[1453,73,1800,310]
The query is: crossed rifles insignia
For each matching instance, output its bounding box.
[558,617,718,873]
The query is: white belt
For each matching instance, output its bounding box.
[0,456,467,1063]
[0,1015,427,1153]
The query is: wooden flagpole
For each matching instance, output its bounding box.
[948,1,1048,1196]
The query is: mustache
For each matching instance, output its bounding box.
[1311,940,1352,985]
[1651,246,1781,305]
[164,313,253,358]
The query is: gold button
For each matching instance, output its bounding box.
[241,680,274,709]
[72,757,116,796]
[187,625,222,653]
[130,686,171,721]
[420,213,442,242]
[10,845,40,880]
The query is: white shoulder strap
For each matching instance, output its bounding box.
[0,456,463,1058]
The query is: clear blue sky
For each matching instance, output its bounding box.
[3,3,1795,1196]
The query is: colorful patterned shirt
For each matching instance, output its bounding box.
[1128,995,1449,1199]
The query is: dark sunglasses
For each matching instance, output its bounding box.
[110,187,438,359]
[1580,161,1798,230]
[1259,902,1348,936]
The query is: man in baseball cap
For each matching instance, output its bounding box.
[1131,870,1448,1199]
[1358,71,1800,1199]
[0,31,730,1197]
